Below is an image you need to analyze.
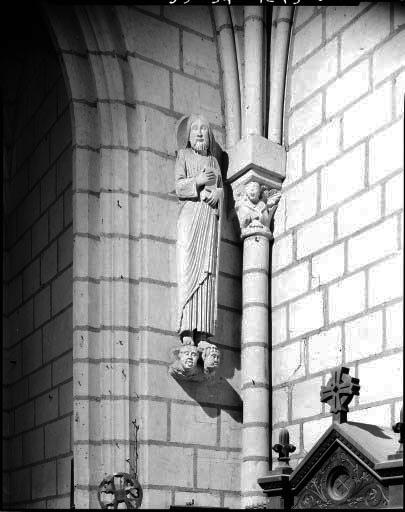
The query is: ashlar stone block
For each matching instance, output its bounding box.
[171,403,217,445]
[227,134,286,189]
[292,377,323,419]
[197,449,240,491]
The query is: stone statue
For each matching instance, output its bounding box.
[234,181,281,238]
[169,113,223,382]
[175,114,223,345]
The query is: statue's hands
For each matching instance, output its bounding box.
[206,189,221,207]
[196,167,216,187]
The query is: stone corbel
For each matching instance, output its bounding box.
[227,134,286,238]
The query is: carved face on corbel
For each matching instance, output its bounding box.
[178,344,199,369]
[169,342,204,382]
[202,345,221,371]
[245,181,261,204]
[189,117,209,153]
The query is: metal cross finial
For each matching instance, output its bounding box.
[320,367,360,424]
[272,428,296,469]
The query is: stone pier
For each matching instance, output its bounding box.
[227,134,286,507]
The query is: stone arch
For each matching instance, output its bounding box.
[42,4,243,509]
[2,3,75,507]
[42,3,141,507]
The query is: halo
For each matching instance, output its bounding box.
[176,115,191,151]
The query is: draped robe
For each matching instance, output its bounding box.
[175,147,223,338]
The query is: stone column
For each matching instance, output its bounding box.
[227,135,286,507]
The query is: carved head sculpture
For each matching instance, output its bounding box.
[202,344,221,374]
[169,342,203,381]
[178,344,199,369]
[245,181,261,204]
[186,114,215,154]
[189,116,210,153]
[176,113,222,163]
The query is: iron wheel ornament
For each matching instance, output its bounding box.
[97,472,142,509]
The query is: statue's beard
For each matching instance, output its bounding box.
[190,140,208,154]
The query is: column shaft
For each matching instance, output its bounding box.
[241,234,270,507]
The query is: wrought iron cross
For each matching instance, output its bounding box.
[320,367,360,424]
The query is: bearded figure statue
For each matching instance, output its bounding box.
[175,114,223,348]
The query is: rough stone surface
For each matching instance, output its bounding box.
[345,311,383,362]
[272,262,309,306]
[292,377,323,420]
[302,416,332,453]
[358,353,403,403]
[343,82,392,148]
[296,213,334,259]
[321,144,365,210]
[308,327,343,374]
[328,272,366,323]
[311,244,345,288]
[289,291,324,338]
[288,93,322,143]
[347,217,398,271]
[292,14,322,66]
[285,174,318,229]
[271,307,287,346]
[340,3,390,70]
[171,403,217,445]
[3,31,73,508]
[369,120,403,184]
[273,341,305,386]
[337,187,381,238]
[326,60,369,118]
[385,301,403,349]
[368,254,403,307]
[305,118,340,173]
[295,7,316,29]
[197,449,240,491]
[290,40,338,108]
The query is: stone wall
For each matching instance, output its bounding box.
[4,3,403,508]
[3,23,73,507]
[272,2,404,466]
[44,4,242,508]
[121,6,242,508]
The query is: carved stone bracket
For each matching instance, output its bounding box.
[168,339,221,382]
[227,134,286,240]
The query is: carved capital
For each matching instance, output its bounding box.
[226,135,285,240]
[233,180,281,239]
